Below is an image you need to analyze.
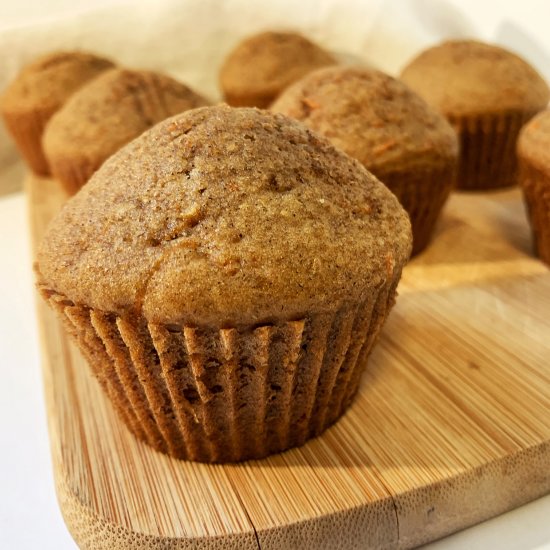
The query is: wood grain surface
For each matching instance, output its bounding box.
[27,174,550,549]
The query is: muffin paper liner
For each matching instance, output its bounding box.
[2,107,53,175]
[45,291,150,443]
[38,271,401,463]
[449,110,538,191]
[518,160,550,265]
[381,164,455,256]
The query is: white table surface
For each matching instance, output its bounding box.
[1,191,550,550]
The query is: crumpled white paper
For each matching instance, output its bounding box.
[0,0,547,191]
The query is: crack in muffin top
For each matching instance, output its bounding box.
[37,105,411,327]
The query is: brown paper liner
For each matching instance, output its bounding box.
[518,159,550,266]
[38,272,401,463]
[380,163,455,256]
[449,110,538,191]
[2,107,54,175]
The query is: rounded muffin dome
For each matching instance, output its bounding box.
[220,31,336,108]
[518,109,550,170]
[0,50,115,174]
[271,66,458,177]
[37,105,411,327]
[400,40,549,117]
[0,51,115,112]
[43,68,210,194]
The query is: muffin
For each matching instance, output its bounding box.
[401,40,549,191]
[517,110,550,265]
[36,106,412,463]
[43,68,210,195]
[219,31,336,108]
[0,51,115,175]
[272,66,458,255]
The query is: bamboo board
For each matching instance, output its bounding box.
[28,174,550,549]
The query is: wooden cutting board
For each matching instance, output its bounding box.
[27,174,550,549]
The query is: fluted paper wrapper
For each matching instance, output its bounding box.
[450,111,538,191]
[382,163,455,255]
[518,160,550,266]
[39,273,401,463]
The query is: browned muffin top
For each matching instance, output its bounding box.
[0,51,115,113]
[219,31,336,108]
[43,68,210,173]
[271,66,458,177]
[518,109,550,171]
[37,106,411,327]
[400,40,549,117]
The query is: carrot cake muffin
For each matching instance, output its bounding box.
[0,51,115,175]
[517,110,550,265]
[36,106,412,462]
[272,66,458,254]
[401,40,549,190]
[43,68,210,195]
[220,31,336,108]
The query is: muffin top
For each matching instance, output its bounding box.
[43,68,209,173]
[400,40,549,117]
[0,51,115,113]
[37,106,411,327]
[219,31,336,108]
[518,109,550,171]
[271,66,458,177]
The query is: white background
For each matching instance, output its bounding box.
[1,1,550,548]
